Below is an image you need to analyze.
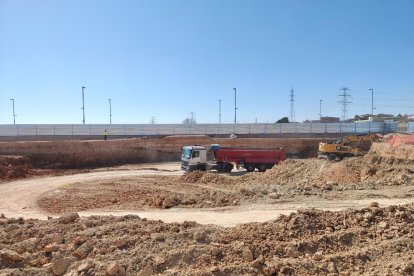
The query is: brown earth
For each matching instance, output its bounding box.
[2,204,414,275]
[3,138,414,275]
[35,142,414,215]
[246,143,414,187]
[0,136,326,169]
[0,155,85,183]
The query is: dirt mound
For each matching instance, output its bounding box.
[0,155,84,183]
[387,133,414,147]
[244,159,323,185]
[370,142,414,161]
[245,146,414,186]
[0,155,35,182]
[181,171,233,184]
[2,204,414,275]
[313,158,361,184]
[244,159,362,186]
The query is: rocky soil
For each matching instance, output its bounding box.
[245,144,414,187]
[0,155,59,182]
[3,139,414,275]
[0,155,87,183]
[0,155,40,182]
[37,144,414,214]
[2,203,414,275]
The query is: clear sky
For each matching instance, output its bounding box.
[1,0,413,124]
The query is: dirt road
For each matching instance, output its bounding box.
[78,198,414,227]
[0,163,182,219]
[2,162,414,227]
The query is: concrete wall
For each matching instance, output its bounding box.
[0,122,394,137]
[408,122,414,133]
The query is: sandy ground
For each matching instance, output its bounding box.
[3,140,414,275]
[2,161,414,227]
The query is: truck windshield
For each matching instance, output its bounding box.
[182,148,192,159]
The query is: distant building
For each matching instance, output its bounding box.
[320,116,340,123]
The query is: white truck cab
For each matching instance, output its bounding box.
[181,145,207,171]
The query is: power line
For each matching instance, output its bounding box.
[289,88,295,122]
[150,116,156,124]
[338,87,352,121]
[354,104,413,108]
[190,112,195,124]
[355,98,414,102]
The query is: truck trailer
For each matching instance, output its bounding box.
[181,144,286,173]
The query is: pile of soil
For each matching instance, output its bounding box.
[313,158,362,184]
[370,141,414,160]
[243,159,324,185]
[386,133,414,147]
[0,155,38,182]
[0,155,88,183]
[245,142,414,187]
[181,171,233,185]
[2,203,414,275]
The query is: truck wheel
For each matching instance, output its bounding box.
[258,164,267,172]
[224,163,233,173]
[245,163,255,172]
[327,154,336,161]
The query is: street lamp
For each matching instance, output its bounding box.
[10,98,16,125]
[108,98,112,125]
[219,99,221,125]
[233,88,237,125]
[319,99,323,120]
[233,87,238,135]
[369,88,374,118]
[81,86,86,124]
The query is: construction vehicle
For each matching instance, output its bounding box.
[318,133,380,161]
[181,144,286,172]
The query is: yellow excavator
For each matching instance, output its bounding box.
[318,133,380,161]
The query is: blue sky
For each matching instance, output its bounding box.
[1,0,413,124]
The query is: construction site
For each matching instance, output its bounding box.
[1,132,414,275]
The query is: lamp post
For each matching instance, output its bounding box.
[233,88,237,125]
[108,98,112,124]
[10,98,16,125]
[81,86,86,124]
[319,99,323,120]
[369,88,374,117]
[219,99,221,125]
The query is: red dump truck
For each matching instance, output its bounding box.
[181,144,286,172]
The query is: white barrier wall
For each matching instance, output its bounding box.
[408,122,414,133]
[0,122,396,137]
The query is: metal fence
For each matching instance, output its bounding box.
[0,122,397,137]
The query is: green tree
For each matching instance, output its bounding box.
[276,117,289,123]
